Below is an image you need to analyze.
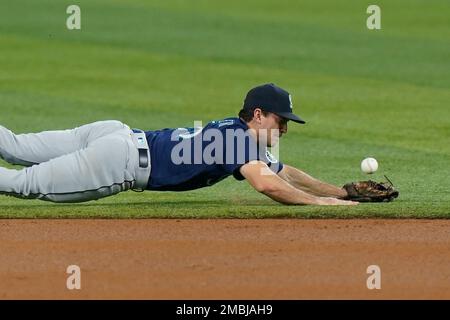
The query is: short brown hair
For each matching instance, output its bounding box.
[238,106,269,122]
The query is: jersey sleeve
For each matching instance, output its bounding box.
[221,128,259,180]
[221,126,284,181]
[262,149,284,176]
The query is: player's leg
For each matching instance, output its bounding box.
[0,129,137,203]
[0,120,129,166]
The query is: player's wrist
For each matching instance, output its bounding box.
[315,197,332,205]
[338,187,349,199]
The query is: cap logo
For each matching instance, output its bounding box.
[289,95,293,110]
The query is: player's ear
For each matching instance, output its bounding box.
[253,108,263,124]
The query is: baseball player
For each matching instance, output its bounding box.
[0,84,397,205]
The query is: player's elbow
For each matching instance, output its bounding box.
[255,184,298,205]
[252,181,266,193]
[253,181,278,194]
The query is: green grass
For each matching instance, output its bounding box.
[0,0,449,218]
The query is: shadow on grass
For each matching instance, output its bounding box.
[0,198,275,209]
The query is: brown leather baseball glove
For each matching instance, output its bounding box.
[342,176,399,202]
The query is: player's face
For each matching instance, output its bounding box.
[261,113,288,147]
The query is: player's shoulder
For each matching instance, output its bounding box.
[207,117,248,131]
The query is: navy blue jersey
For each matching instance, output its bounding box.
[144,117,283,191]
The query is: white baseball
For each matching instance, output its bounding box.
[361,157,378,174]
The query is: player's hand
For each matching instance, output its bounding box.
[318,197,359,206]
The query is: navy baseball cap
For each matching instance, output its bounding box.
[243,83,306,124]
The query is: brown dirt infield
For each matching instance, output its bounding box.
[0,219,448,299]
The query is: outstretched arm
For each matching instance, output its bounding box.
[277,164,348,198]
[239,161,356,206]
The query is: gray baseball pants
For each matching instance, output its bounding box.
[0,120,151,203]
